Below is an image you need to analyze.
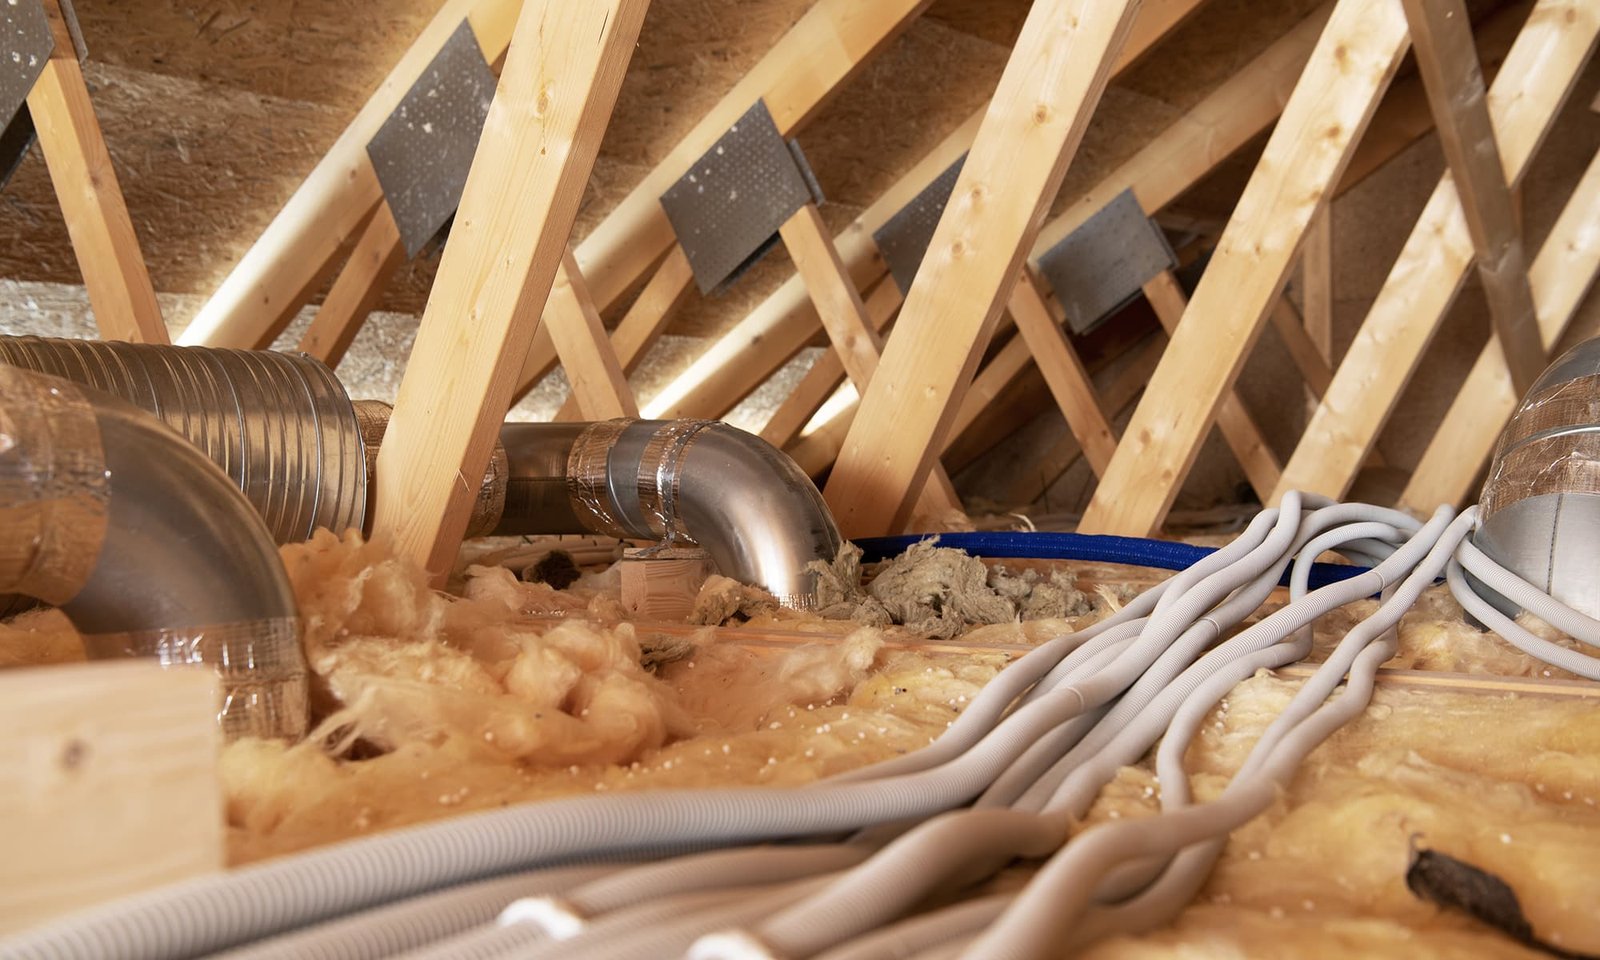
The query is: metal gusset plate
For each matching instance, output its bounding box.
[1,0,52,135]
[872,154,965,295]
[659,99,824,296]
[366,19,497,259]
[1036,188,1178,336]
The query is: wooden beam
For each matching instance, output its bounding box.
[544,249,639,421]
[1399,147,1600,512]
[777,203,963,516]
[1272,0,1598,505]
[0,662,221,935]
[27,0,166,344]
[371,0,648,580]
[298,203,405,367]
[643,0,1214,423]
[181,0,524,349]
[824,0,1143,537]
[550,246,693,419]
[1400,0,1545,396]
[1078,0,1413,536]
[1142,269,1283,500]
[1007,268,1118,476]
[1005,334,1166,507]
[1268,296,1334,398]
[761,276,902,449]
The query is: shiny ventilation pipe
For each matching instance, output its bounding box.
[495,419,844,609]
[0,365,307,740]
[1474,335,1600,620]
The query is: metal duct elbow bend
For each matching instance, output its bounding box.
[1475,335,1600,620]
[0,366,307,740]
[496,419,843,608]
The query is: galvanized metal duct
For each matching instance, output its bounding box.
[0,334,366,543]
[495,419,844,609]
[1475,335,1600,620]
[0,365,306,740]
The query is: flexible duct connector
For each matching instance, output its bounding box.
[0,334,366,543]
[1475,335,1600,619]
[0,365,307,740]
[495,419,843,608]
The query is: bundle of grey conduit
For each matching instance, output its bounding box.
[4,490,1599,960]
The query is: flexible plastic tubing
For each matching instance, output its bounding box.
[808,894,1013,960]
[851,530,1371,590]
[559,842,870,917]
[208,863,623,960]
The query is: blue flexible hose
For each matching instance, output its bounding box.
[850,532,1370,591]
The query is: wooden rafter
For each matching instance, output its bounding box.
[823,0,1143,537]
[298,204,403,367]
[1007,268,1118,476]
[1078,0,1413,537]
[1400,0,1545,397]
[1272,0,1599,505]
[371,0,648,580]
[27,0,166,344]
[544,248,640,421]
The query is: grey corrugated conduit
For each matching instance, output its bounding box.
[11,345,1600,960]
[0,365,306,741]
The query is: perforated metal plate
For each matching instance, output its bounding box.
[659,100,823,296]
[1,0,51,132]
[1036,188,1177,335]
[872,154,965,295]
[366,19,496,258]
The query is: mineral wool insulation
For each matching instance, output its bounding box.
[1,533,1598,956]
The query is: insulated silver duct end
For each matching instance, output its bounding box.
[496,419,843,609]
[1475,336,1600,620]
[0,365,308,740]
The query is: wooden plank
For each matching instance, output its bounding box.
[0,662,222,935]
[298,203,404,367]
[1005,334,1166,506]
[823,0,1146,537]
[544,249,639,421]
[27,0,166,345]
[1272,0,1599,505]
[761,276,902,449]
[181,0,524,349]
[1078,0,1413,537]
[777,203,963,517]
[550,246,693,419]
[574,0,931,313]
[1008,268,1118,475]
[1400,0,1545,397]
[1142,269,1283,500]
[1398,147,1600,512]
[371,0,649,581]
[620,547,714,621]
[642,0,1213,424]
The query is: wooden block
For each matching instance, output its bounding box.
[1399,146,1600,512]
[1400,0,1545,396]
[1007,268,1118,476]
[371,0,649,582]
[0,661,222,935]
[1273,0,1598,506]
[27,3,166,345]
[544,248,639,422]
[1079,0,1412,536]
[547,246,694,418]
[298,203,405,367]
[643,0,1209,424]
[824,0,1144,537]
[181,0,524,349]
[620,547,715,621]
[1142,269,1284,500]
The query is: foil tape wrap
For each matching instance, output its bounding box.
[1481,371,1600,519]
[354,399,508,538]
[0,368,109,605]
[566,419,634,539]
[80,617,309,741]
[636,419,718,544]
